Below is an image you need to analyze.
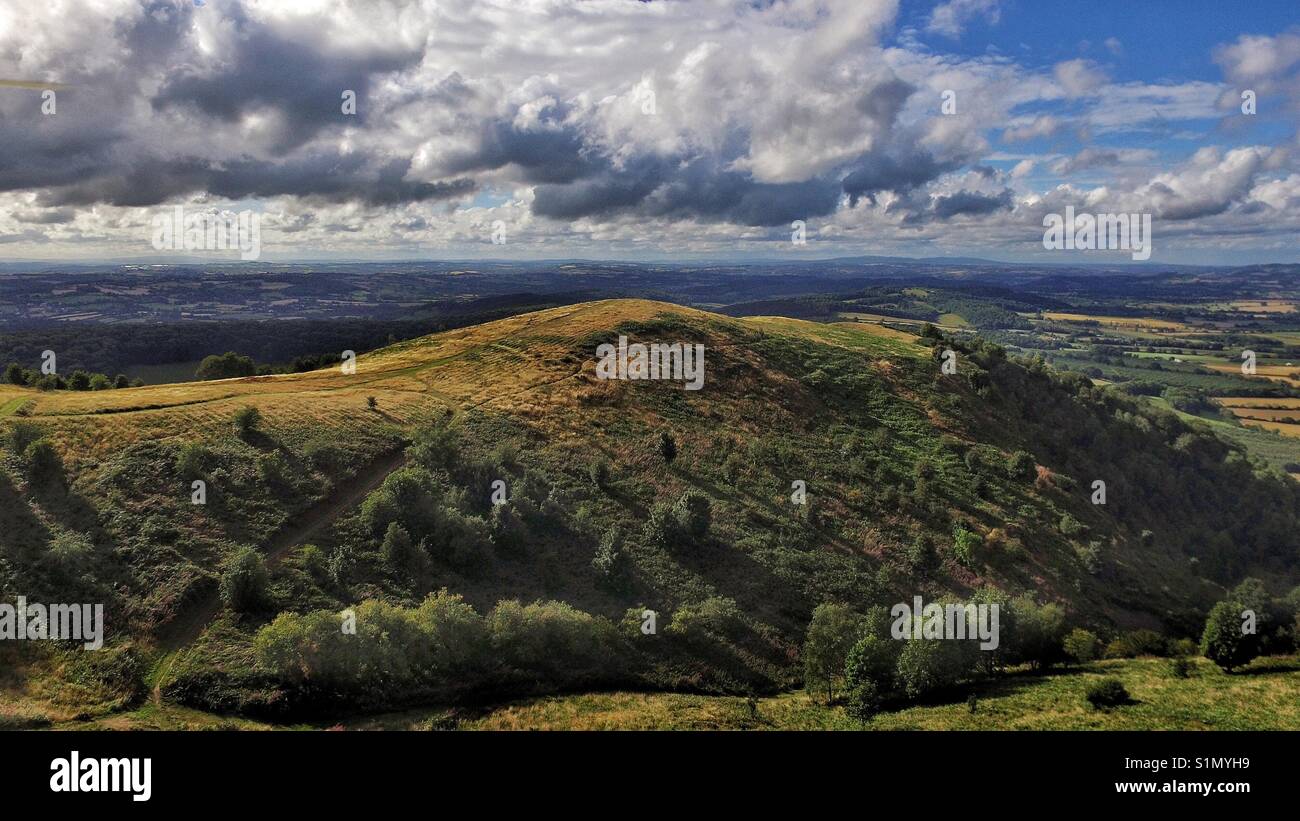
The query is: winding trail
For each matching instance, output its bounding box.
[150,448,408,703]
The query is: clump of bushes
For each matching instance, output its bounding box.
[1085,677,1129,709]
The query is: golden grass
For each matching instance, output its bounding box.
[1041,312,1189,331]
[3,300,924,461]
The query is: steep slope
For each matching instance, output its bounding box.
[2,300,1298,718]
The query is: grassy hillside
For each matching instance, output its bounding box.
[2,299,1298,724]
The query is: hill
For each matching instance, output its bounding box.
[2,299,1298,722]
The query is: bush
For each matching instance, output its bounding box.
[906,534,938,574]
[233,406,261,437]
[672,491,711,540]
[951,526,982,567]
[1063,628,1100,664]
[1168,655,1193,679]
[1058,513,1087,537]
[1200,600,1259,672]
[23,439,64,486]
[844,678,881,722]
[591,530,627,584]
[666,597,746,643]
[588,458,611,489]
[1105,629,1170,659]
[1005,450,1036,481]
[895,638,970,700]
[408,418,459,472]
[306,442,347,474]
[489,503,529,555]
[175,442,209,480]
[1085,677,1129,708]
[7,421,43,456]
[257,451,290,488]
[220,547,269,612]
[657,431,677,464]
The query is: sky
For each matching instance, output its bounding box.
[0,0,1297,265]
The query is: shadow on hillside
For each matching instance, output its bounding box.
[0,470,51,560]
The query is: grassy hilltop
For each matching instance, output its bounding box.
[2,299,1298,727]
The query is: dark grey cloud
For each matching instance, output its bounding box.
[842,149,964,206]
[929,187,1014,219]
[151,3,421,153]
[530,154,843,227]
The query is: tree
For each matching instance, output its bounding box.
[1008,596,1067,669]
[1200,599,1259,672]
[895,637,970,700]
[591,529,627,584]
[381,522,417,569]
[657,431,677,464]
[5,363,26,385]
[408,417,459,471]
[1063,628,1100,665]
[233,405,261,437]
[220,547,269,612]
[89,373,112,391]
[113,374,130,389]
[68,370,91,391]
[196,352,257,381]
[802,602,862,704]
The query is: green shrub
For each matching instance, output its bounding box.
[588,458,611,489]
[1063,628,1100,664]
[1200,600,1259,672]
[233,406,261,437]
[1085,677,1129,708]
[7,421,43,455]
[591,529,627,584]
[844,678,881,722]
[951,526,982,567]
[1168,655,1193,679]
[1005,450,1036,480]
[657,431,677,464]
[895,638,970,700]
[673,491,711,540]
[220,547,269,612]
[175,442,209,480]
